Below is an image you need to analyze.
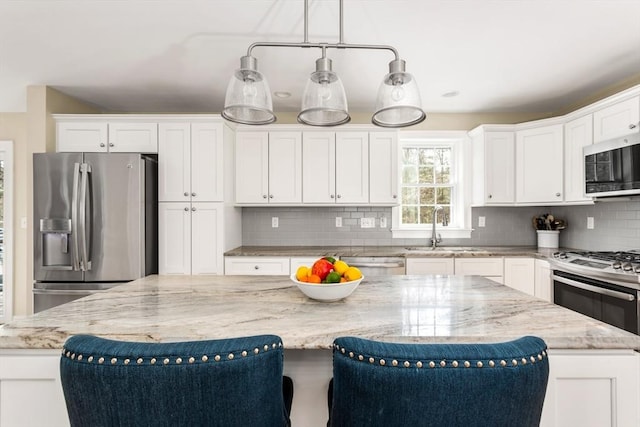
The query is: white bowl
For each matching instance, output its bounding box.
[290,274,363,302]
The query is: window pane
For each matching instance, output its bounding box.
[435,149,451,183]
[419,187,435,204]
[402,206,418,224]
[418,148,433,166]
[436,187,451,204]
[403,148,419,165]
[418,166,433,184]
[419,205,434,224]
[402,187,419,204]
[402,165,417,184]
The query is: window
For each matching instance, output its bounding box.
[0,140,12,323]
[391,132,471,239]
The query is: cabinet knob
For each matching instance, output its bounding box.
[100,143,106,147]
[254,265,259,270]
[392,194,397,199]
[192,207,196,211]
[191,192,196,197]
[630,123,637,129]
[336,194,341,199]
[488,194,493,199]
[184,207,189,211]
[184,192,189,197]
[109,143,114,147]
[555,192,561,197]
[330,194,335,199]
[269,194,273,199]
[263,195,268,199]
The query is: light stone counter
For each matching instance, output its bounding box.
[1,274,637,351]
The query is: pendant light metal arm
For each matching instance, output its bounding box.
[246,41,399,61]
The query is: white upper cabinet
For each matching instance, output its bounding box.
[303,131,369,204]
[235,131,302,204]
[369,132,399,204]
[593,95,640,142]
[516,124,564,204]
[158,121,223,202]
[57,119,158,153]
[563,114,593,203]
[471,128,515,205]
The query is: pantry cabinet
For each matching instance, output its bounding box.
[593,95,639,142]
[159,202,224,275]
[369,132,399,204]
[158,121,223,202]
[302,131,369,204]
[235,131,302,204]
[56,119,158,153]
[470,127,516,205]
[516,124,564,204]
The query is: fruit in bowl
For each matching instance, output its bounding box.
[291,257,363,301]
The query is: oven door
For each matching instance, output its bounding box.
[552,270,638,335]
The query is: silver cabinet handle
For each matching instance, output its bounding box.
[330,194,335,199]
[488,194,493,199]
[269,194,273,199]
[184,207,189,211]
[99,143,106,147]
[392,194,397,199]
[263,195,268,199]
[184,192,189,197]
[254,265,259,270]
[109,143,114,147]
[629,123,637,129]
[191,207,196,211]
[555,192,561,197]
[337,194,341,199]
[192,192,196,197]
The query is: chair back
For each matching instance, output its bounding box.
[330,336,549,427]
[60,334,291,427]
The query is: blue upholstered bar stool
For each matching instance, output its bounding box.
[329,336,549,427]
[60,334,293,427]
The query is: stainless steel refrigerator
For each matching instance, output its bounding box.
[33,152,157,312]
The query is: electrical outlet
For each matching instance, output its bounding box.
[379,217,387,228]
[335,217,342,227]
[21,217,27,229]
[478,216,486,227]
[271,217,279,228]
[360,217,375,228]
[587,216,594,229]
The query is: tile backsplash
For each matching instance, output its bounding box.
[241,199,640,250]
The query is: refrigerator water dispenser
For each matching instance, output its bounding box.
[40,218,72,269]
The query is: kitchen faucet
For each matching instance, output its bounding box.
[431,206,443,249]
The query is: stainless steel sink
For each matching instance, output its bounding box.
[404,247,485,253]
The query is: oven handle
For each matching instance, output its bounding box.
[552,274,636,302]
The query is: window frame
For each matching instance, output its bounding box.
[391,131,472,240]
[0,140,13,323]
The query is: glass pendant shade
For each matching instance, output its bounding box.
[298,57,350,126]
[372,60,426,128]
[222,56,276,125]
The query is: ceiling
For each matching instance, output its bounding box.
[1,0,640,115]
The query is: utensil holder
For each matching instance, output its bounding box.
[537,230,559,248]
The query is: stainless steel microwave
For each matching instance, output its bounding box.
[584,133,640,198]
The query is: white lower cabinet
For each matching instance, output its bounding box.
[224,257,290,275]
[503,257,535,296]
[454,258,504,284]
[534,259,552,302]
[405,258,454,275]
[159,202,225,275]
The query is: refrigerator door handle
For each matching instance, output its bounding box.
[71,162,81,271]
[79,162,92,271]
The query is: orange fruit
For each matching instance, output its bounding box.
[308,274,321,284]
[340,277,347,283]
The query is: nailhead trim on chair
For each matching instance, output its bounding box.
[61,341,283,366]
[332,344,547,369]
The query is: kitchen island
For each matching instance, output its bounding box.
[1,274,639,426]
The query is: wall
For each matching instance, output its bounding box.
[240,202,640,251]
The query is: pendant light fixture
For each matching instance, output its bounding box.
[222,0,425,128]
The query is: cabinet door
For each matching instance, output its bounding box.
[454,258,503,276]
[593,96,640,142]
[108,122,158,153]
[303,132,336,203]
[534,259,552,302]
[191,122,223,202]
[158,203,191,275]
[335,132,369,204]
[564,115,593,203]
[485,132,515,203]
[406,258,454,275]
[369,132,399,204]
[56,121,108,152]
[158,123,191,202]
[516,124,564,203]
[503,257,535,296]
[191,203,222,275]
[236,132,269,203]
[269,131,302,203]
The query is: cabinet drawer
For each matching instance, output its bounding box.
[406,258,454,275]
[224,257,290,275]
[454,258,503,276]
[108,122,158,153]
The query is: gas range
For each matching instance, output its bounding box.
[551,250,640,288]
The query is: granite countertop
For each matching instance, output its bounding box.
[1,275,638,351]
[224,245,562,259]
